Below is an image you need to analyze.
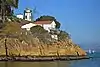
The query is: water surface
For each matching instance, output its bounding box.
[0,53,100,67]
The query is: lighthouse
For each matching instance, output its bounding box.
[24,8,33,21]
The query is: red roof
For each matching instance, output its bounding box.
[34,21,52,24]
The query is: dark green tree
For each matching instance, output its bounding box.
[6,0,19,8]
[30,25,52,44]
[0,0,19,18]
[58,30,70,41]
[30,25,48,34]
[35,15,61,29]
[0,0,19,28]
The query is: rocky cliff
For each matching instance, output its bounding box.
[0,21,87,56]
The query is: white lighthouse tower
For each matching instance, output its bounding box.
[24,8,33,21]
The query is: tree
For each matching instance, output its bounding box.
[0,0,19,20]
[30,25,48,34]
[58,30,70,41]
[6,0,19,8]
[35,15,61,29]
[0,0,19,28]
[30,25,52,44]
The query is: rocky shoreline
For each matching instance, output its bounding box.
[0,55,89,61]
[0,21,88,62]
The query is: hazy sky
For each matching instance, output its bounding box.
[15,0,100,49]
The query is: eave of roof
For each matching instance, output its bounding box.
[34,21,53,24]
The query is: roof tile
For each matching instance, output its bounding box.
[34,21,52,24]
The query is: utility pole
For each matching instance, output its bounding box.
[1,0,8,57]
[57,45,60,59]
[5,37,8,57]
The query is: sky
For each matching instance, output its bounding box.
[15,0,100,50]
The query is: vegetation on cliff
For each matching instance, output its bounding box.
[0,19,87,56]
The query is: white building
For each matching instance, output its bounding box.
[21,20,58,40]
[34,21,56,32]
[21,21,56,32]
[21,23,36,31]
[16,8,32,21]
[16,13,23,19]
[24,8,32,21]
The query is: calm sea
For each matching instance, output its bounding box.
[0,53,100,67]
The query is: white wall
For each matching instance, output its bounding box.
[43,21,56,32]
[21,23,36,31]
[21,21,56,32]
[24,9,32,21]
[50,21,56,29]
[43,24,52,32]
[24,12,32,21]
[17,14,23,19]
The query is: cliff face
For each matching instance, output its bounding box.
[0,22,87,56]
[0,37,86,56]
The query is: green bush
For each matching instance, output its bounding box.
[58,30,70,41]
[30,25,48,34]
[30,25,53,44]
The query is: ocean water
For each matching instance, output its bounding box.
[0,53,100,67]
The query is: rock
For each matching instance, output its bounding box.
[0,22,87,56]
[0,37,86,56]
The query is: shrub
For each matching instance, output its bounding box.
[30,25,52,44]
[30,25,48,34]
[58,30,70,41]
